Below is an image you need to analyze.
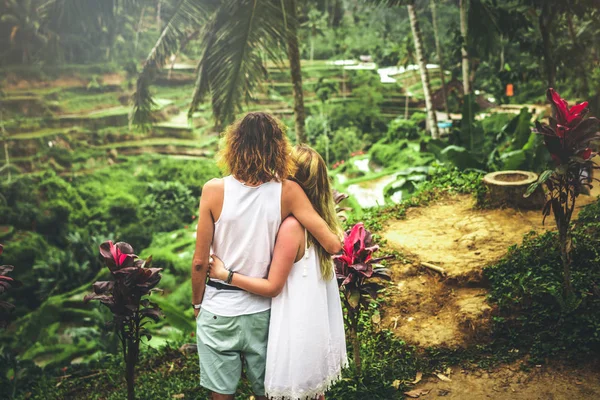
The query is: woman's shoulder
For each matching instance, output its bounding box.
[281,178,302,193]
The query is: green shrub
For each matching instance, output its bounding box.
[314,127,364,164]
[106,194,139,225]
[140,182,195,233]
[577,197,600,224]
[480,113,515,134]
[327,71,387,140]
[369,140,434,170]
[386,118,422,141]
[485,211,600,362]
[137,158,221,197]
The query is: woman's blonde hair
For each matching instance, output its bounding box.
[292,145,343,280]
[218,112,294,184]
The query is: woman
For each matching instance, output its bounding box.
[209,145,347,400]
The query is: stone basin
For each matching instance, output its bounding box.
[482,170,545,209]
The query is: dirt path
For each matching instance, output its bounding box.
[379,189,600,398]
[406,361,600,399]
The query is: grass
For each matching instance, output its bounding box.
[96,137,214,150]
[9,127,85,140]
[54,90,123,114]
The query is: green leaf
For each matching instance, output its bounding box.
[499,149,526,170]
[440,145,483,170]
[346,286,361,309]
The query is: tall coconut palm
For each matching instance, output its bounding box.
[430,0,450,117]
[1,0,48,64]
[407,0,439,139]
[302,8,328,61]
[460,0,471,95]
[132,0,308,143]
[283,0,307,143]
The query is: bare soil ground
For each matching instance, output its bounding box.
[379,188,600,398]
[406,360,600,399]
[381,189,599,348]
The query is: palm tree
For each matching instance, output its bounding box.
[132,0,308,143]
[302,9,328,61]
[283,0,307,143]
[430,0,450,118]
[407,1,439,139]
[460,0,471,95]
[1,0,47,64]
[39,0,141,62]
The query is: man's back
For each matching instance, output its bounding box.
[202,175,281,317]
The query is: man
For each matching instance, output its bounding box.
[192,112,341,400]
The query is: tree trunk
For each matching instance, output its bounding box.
[134,6,146,52]
[459,0,471,95]
[566,14,589,96]
[349,309,361,376]
[407,2,439,139]
[0,111,10,183]
[126,339,138,400]
[560,225,573,299]
[284,0,307,143]
[539,5,556,89]
[430,0,450,118]
[156,0,162,26]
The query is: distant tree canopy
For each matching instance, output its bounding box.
[1,0,598,106]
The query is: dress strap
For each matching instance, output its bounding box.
[302,229,309,277]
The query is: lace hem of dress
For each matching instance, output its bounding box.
[265,357,349,400]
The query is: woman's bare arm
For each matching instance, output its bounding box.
[209,218,302,297]
[281,180,342,254]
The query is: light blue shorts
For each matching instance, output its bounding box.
[196,308,270,395]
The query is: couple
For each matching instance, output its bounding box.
[191,112,348,400]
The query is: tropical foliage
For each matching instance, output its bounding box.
[85,241,163,400]
[334,223,392,374]
[525,88,600,301]
[0,244,21,329]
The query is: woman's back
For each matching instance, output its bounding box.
[265,221,347,400]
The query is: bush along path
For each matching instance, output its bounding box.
[368,171,600,397]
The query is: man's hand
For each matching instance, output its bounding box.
[194,308,200,319]
[208,255,229,281]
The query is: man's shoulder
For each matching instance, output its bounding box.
[203,178,225,191]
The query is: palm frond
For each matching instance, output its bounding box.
[190,0,287,127]
[131,0,213,130]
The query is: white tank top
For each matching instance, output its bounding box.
[201,175,282,317]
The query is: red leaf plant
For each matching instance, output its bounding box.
[333,189,351,221]
[0,244,22,329]
[334,223,393,374]
[85,241,162,400]
[527,88,600,303]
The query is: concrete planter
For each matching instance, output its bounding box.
[482,170,545,209]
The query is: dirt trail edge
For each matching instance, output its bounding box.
[379,191,600,399]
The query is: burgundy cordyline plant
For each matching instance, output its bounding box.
[333,189,351,221]
[84,241,162,400]
[0,244,22,329]
[525,88,600,302]
[334,223,393,375]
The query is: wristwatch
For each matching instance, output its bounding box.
[192,303,201,310]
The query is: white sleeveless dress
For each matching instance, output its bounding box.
[265,231,348,400]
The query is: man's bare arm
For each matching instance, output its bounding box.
[191,182,218,308]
